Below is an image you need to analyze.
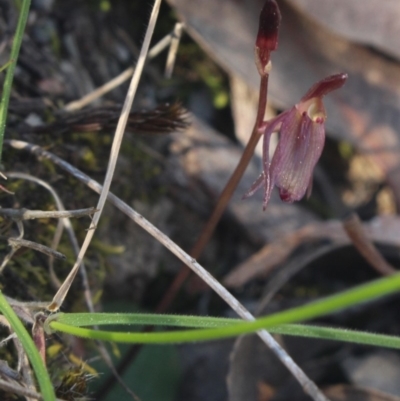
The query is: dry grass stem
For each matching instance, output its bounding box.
[0,378,43,400]
[64,22,176,112]
[5,174,138,401]
[0,207,96,221]
[6,172,93,306]
[7,238,66,260]
[47,0,163,312]
[165,22,184,78]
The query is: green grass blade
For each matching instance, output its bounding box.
[0,291,55,401]
[48,312,238,329]
[48,312,400,350]
[0,0,31,161]
[47,273,400,348]
[271,324,400,349]
[51,272,400,332]
[48,318,400,350]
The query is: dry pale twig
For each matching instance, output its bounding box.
[36,3,162,400]
[63,22,180,112]
[0,378,42,400]
[5,297,48,313]
[0,377,66,400]
[164,22,184,78]
[0,333,17,348]
[0,360,19,380]
[7,237,66,260]
[0,303,37,398]
[6,138,327,401]
[0,207,96,221]
[6,172,94,306]
[47,0,163,314]
[4,175,135,400]
[14,337,36,398]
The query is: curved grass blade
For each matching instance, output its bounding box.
[0,291,55,401]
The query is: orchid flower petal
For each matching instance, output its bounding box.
[270,108,325,202]
[301,73,347,102]
[243,173,265,199]
[243,73,347,210]
[243,114,286,202]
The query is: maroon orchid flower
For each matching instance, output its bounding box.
[244,73,348,209]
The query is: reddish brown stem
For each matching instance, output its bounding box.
[157,74,269,311]
[96,75,270,399]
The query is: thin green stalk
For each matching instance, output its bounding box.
[48,312,238,329]
[0,0,31,162]
[0,60,14,74]
[271,324,400,349]
[0,291,55,401]
[46,312,400,349]
[47,272,400,347]
[48,318,400,350]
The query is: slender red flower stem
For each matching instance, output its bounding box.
[96,75,271,399]
[157,74,269,311]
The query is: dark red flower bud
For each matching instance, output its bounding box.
[255,0,281,76]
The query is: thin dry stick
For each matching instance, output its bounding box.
[6,172,93,306]
[0,207,96,220]
[5,296,48,312]
[0,247,17,273]
[0,360,19,380]
[147,31,173,58]
[0,333,17,347]
[63,23,175,112]
[0,377,65,401]
[156,73,269,312]
[6,139,327,401]
[14,338,37,398]
[343,213,396,276]
[63,67,133,112]
[164,22,184,78]
[7,172,136,399]
[0,308,37,399]
[48,0,163,312]
[5,173,139,401]
[0,378,43,400]
[7,237,66,260]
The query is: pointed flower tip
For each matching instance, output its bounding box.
[302,73,348,101]
[255,0,281,76]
